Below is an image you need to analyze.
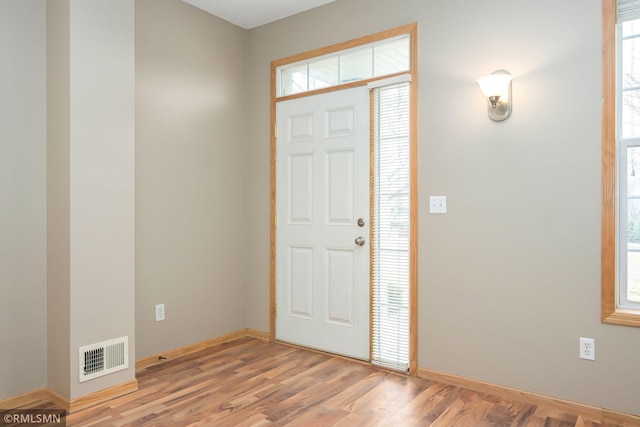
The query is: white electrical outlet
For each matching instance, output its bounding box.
[155,304,165,322]
[579,337,595,360]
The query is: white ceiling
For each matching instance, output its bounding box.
[182,0,336,30]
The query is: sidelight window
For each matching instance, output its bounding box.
[371,78,411,371]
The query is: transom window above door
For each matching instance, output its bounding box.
[276,35,410,97]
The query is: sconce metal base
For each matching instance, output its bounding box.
[486,82,512,122]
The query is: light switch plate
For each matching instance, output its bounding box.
[429,196,447,214]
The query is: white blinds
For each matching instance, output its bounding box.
[371,81,410,371]
[619,0,640,22]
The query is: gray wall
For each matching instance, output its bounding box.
[0,0,47,400]
[4,0,640,417]
[3,0,250,400]
[246,0,640,416]
[135,0,248,358]
[69,0,137,399]
[46,0,71,399]
[46,0,137,400]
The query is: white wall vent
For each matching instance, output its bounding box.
[79,336,129,382]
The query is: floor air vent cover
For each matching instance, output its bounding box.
[79,336,128,382]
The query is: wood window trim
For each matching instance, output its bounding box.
[269,23,419,373]
[602,0,640,327]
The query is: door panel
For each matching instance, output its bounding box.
[289,113,315,142]
[326,106,355,138]
[289,246,314,319]
[289,154,314,224]
[326,248,355,326]
[276,86,370,360]
[326,149,355,224]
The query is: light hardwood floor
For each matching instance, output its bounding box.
[16,337,627,426]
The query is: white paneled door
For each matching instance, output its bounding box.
[276,87,370,360]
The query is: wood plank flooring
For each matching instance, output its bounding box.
[17,337,626,426]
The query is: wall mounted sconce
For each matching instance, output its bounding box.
[477,70,512,122]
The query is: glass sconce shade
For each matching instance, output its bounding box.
[477,72,512,97]
[477,70,512,121]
